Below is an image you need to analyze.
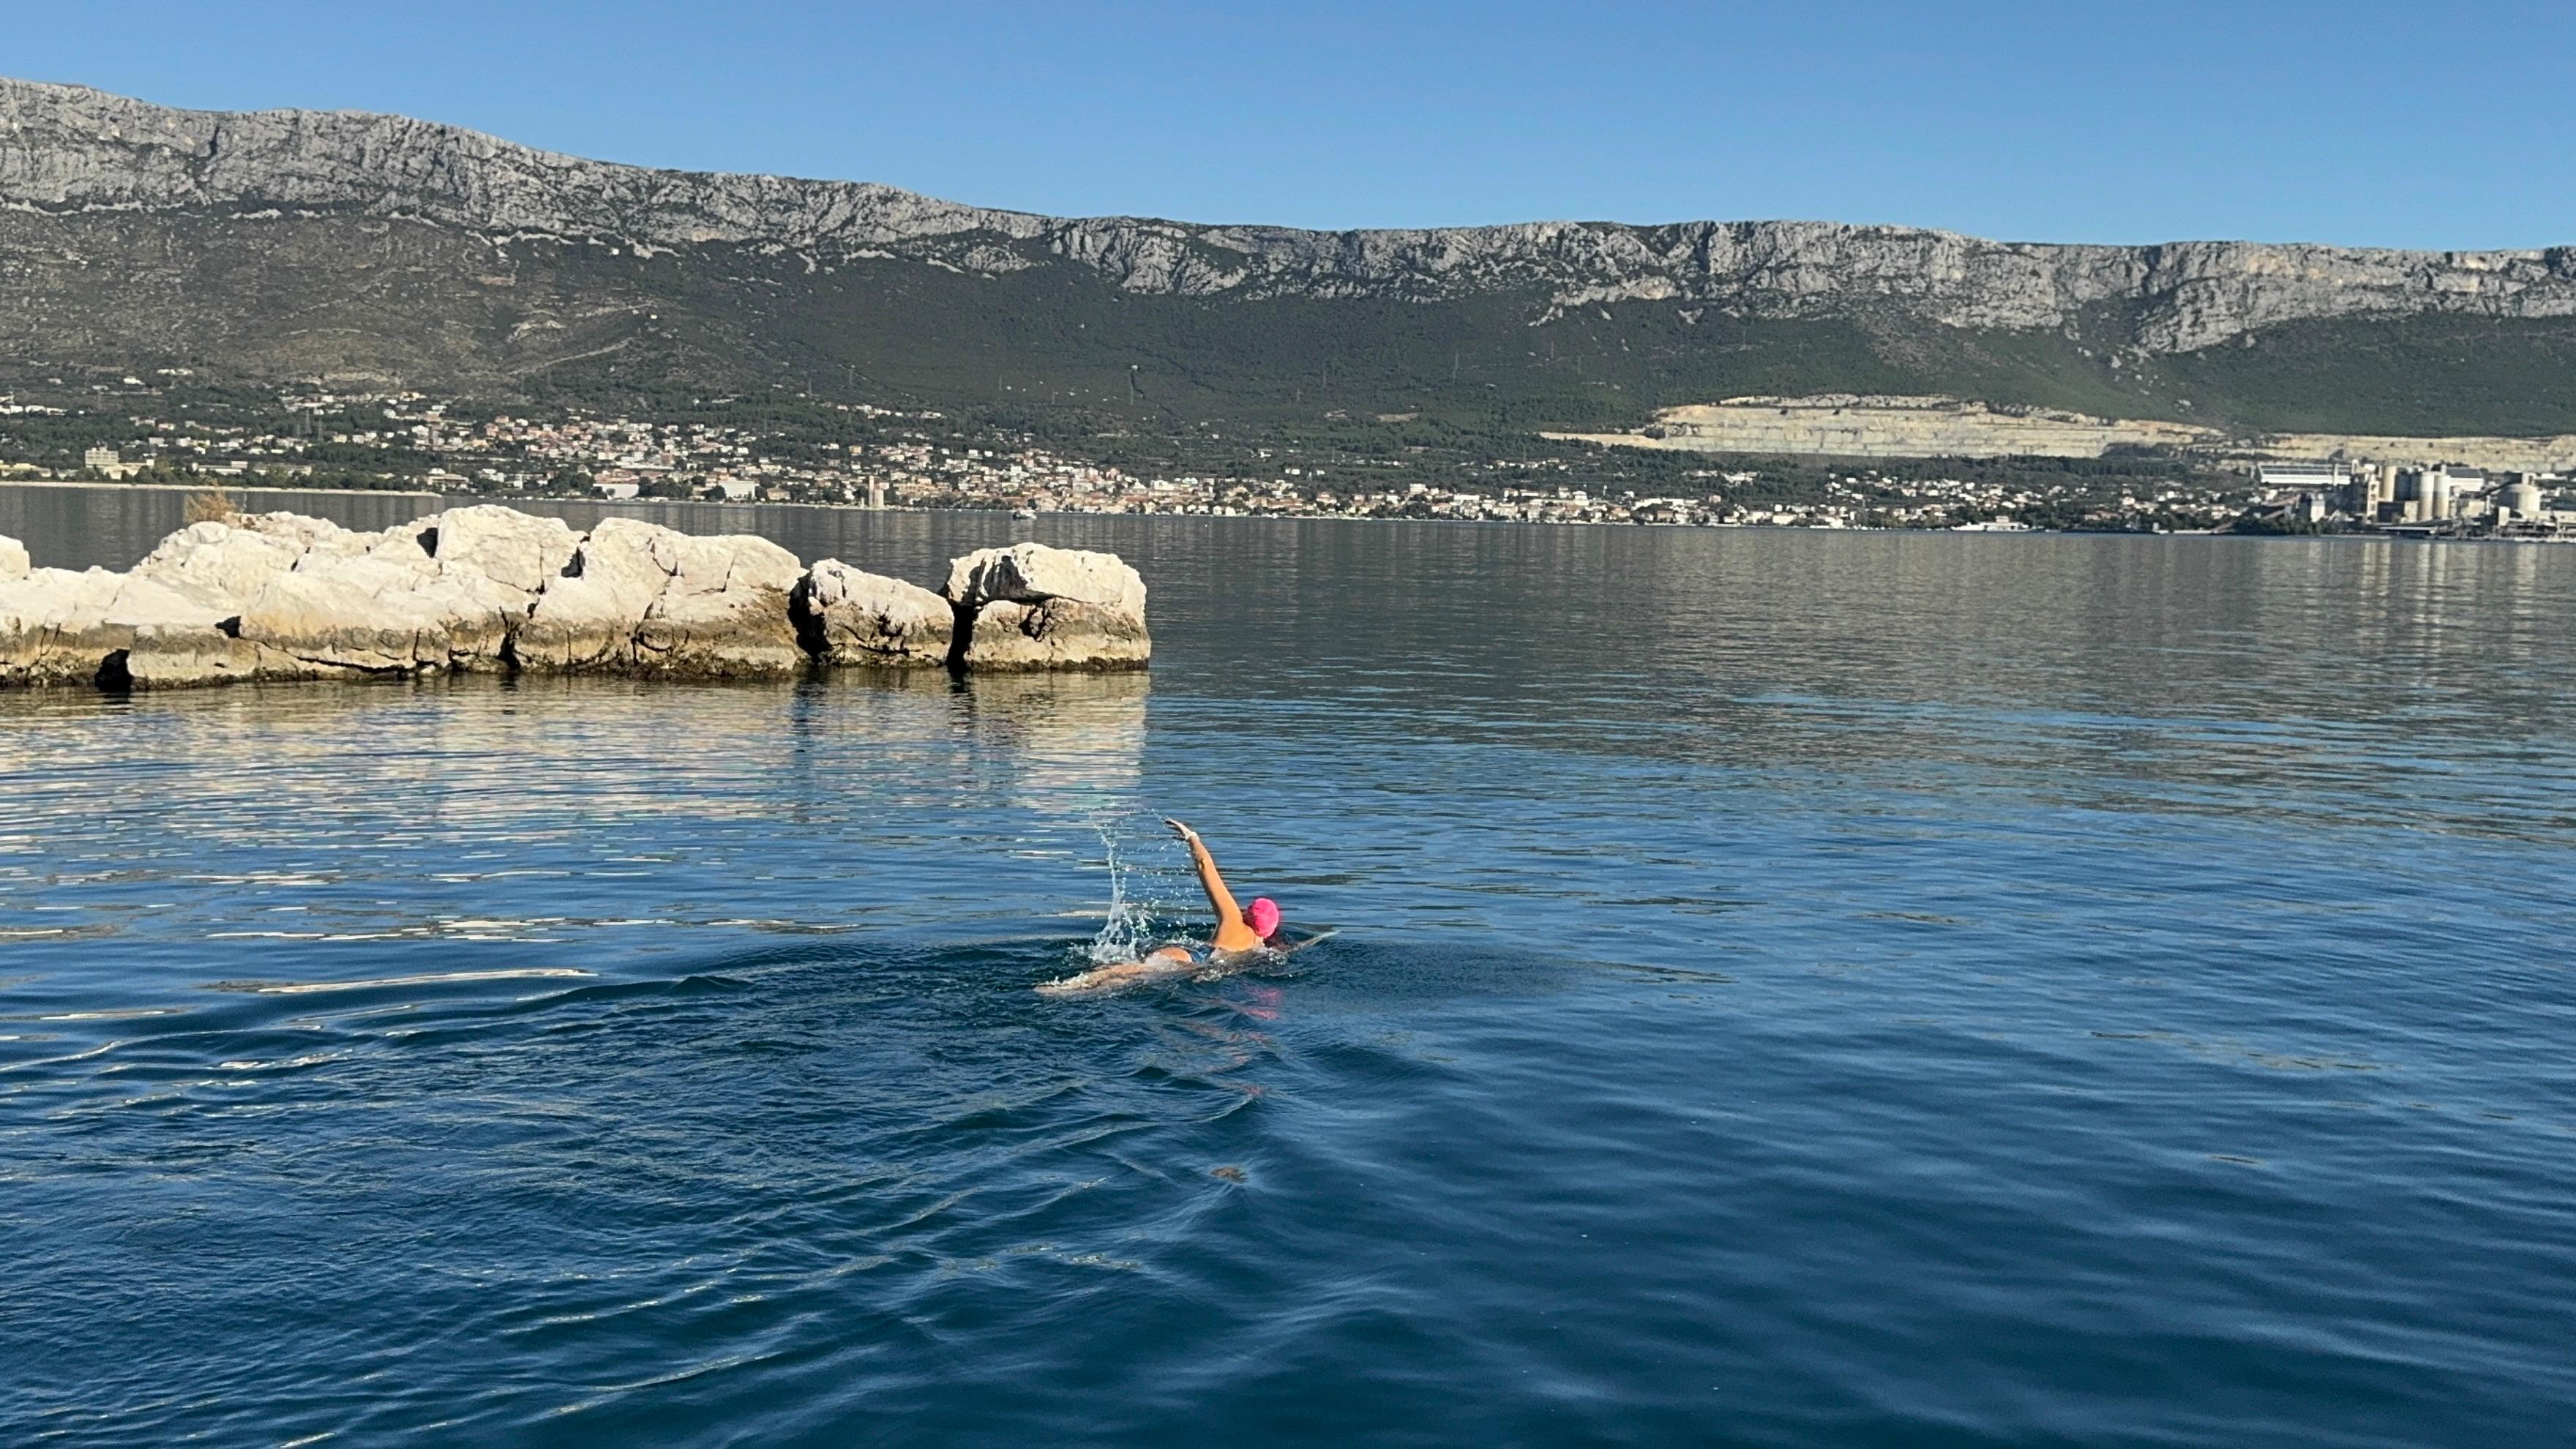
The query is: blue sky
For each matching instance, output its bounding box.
[7,1,2568,248]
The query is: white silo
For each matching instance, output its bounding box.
[2395,468,2431,522]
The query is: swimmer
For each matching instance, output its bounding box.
[1038,817,1286,994]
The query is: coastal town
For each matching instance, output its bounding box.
[7,384,2572,537]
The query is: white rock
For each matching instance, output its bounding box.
[234,511,357,553]
[123,624,261,689]
[635,585,809,676]
[422,505,578,594]
[130,520,308,608]
[0,562,243,686]
[960,597,1153,672]
[236,553,525,678]
[3,567,122,626]
[284,516,387,565]
[514,518,670,671]
[944,542,1145,617]
[520,517,803,675]
[664,528,804,599]
[104,571,239,631]
[513,571,657,671]
[0,533,27,581]
[795,558,953,667]
[0,566,124,686]
[5,506,1149,688]
[1,566,248,687]
[184,508,578,682]
[943,543,1150,670]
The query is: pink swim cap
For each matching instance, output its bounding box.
[1245,898,1281,939]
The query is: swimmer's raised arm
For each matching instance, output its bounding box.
[1164,817,1240,921]
[1165,818,1262,953]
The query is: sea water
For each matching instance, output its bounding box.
[2,489,2572,1446]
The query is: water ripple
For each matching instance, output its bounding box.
[3,509,2575,1444]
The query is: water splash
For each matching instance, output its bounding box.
[1086,821,1163,965]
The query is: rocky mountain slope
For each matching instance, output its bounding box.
[4,77,2574,435]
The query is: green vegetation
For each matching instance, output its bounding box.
[501,242,2576,438]
[2154,315,2576,435]
[4,221,2569,514]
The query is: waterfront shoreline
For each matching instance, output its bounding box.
[12,477,2573,544]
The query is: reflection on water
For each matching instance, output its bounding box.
[0,669,1151,954]
[958,670,1150,817]
[5,488,2576,1446]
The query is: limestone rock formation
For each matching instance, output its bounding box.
[0,506,1150,689]
[3,74,2572,390]
[130,519,312,602]
[120,624,260,689]
[94,570,251,687]
[517,517,805,676]
[959,597,1153,672]
[794,558,953,667]
[0,566,127,686]
[1,508,566,687]
[229,553,527,681]
[419,506,580,593]
[2,532,33,581]
[0,544,272,686]
[944,543,1150,671]
[91,507,564,684]
[235,511,368,555]
[945,542,1147,619]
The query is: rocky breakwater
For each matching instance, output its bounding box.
[0,506,1149,689]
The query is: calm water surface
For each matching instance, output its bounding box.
[4,488,2572,1446]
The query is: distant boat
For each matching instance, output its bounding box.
[1011,507,1038,520]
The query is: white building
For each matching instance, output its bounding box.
[2256,463,2347,493]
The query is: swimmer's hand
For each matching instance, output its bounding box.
[1162,817,1199,844]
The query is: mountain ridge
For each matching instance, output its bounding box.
[8,76,2575,356]
[5,76,2576,441]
